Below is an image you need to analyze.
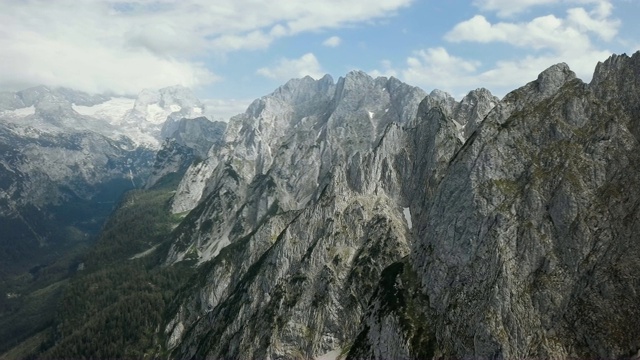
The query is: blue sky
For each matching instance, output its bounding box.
[1,0,639,120]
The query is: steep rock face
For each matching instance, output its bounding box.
[346,261,435,360]
[163,73,498,358]
[145,117,226,189]
[168,177,412,358]
[170,117,226,158]
[170,75,337,214]
[167,73,427,261]
[144,139,195,191]
[351,53,640,358]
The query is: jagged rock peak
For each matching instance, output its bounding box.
[457,88,499,114]
[336,70,375,91]
[592,51,640,79]
[345,69,372,80]
[55,87,111,106]
[534,62,576,96]
[170,117,226,158]
[464,87,494,99]
[15,85,52,107]
[34,91,75,116]
[267,74,335,105]
[497,62,579,120]
[591,51,640,87]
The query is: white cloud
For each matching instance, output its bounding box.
[397,45,611,98]
[472,0,560,17]
[257,53,324,80]
[209,30,276,52]
[399,48,481,95]
[0,0,412,94]
[323,36,342,47]
[370,60,398,78]
[203,98,253,122]
[475,49,611,89]
[566,6,619,40]
[0,27,218,95]
[398,1,618,98]
[445,10,618,53]
[472,0,615,18]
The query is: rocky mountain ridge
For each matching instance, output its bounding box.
[153,52,640,358]
[351,55,640,358]
[159,71,500,358]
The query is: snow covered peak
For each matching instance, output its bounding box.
[134,85,202,113]
[130,85,205,129]
[1,84,212,150]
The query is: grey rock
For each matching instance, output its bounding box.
[161,72,498,358]
[353,52,640,358]
[170,117,227,159]
[145,118,226,189]
[158,52,640,360]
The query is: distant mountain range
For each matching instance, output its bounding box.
[0,85,224,276]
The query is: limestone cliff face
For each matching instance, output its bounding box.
[157,52,640,359]
[162,72,498,358]
[350,53,640,358]
[144,117,226,189]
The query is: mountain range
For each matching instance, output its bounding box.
[2,51,640,359]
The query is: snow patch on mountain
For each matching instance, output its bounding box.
[13,106,35,117]
[403,207,412,230]
[315,349,341,360]
[72,97,135,122]
[451,119,466,142]
[0,105,36,119]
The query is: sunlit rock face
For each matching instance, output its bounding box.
[162,71,500,358]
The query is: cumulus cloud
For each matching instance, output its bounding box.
[1,27,218,95]
[446,5,619,49]
[472,0,560,17]
[397,0,619,97]
[370,60,399,78]
[0,0,412,94]
[203,98,253,122]
[471,0,613,17]
[257,53,324,80]
[399,48,481,95]
[323,36,342,47]
[399,46,611,98]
